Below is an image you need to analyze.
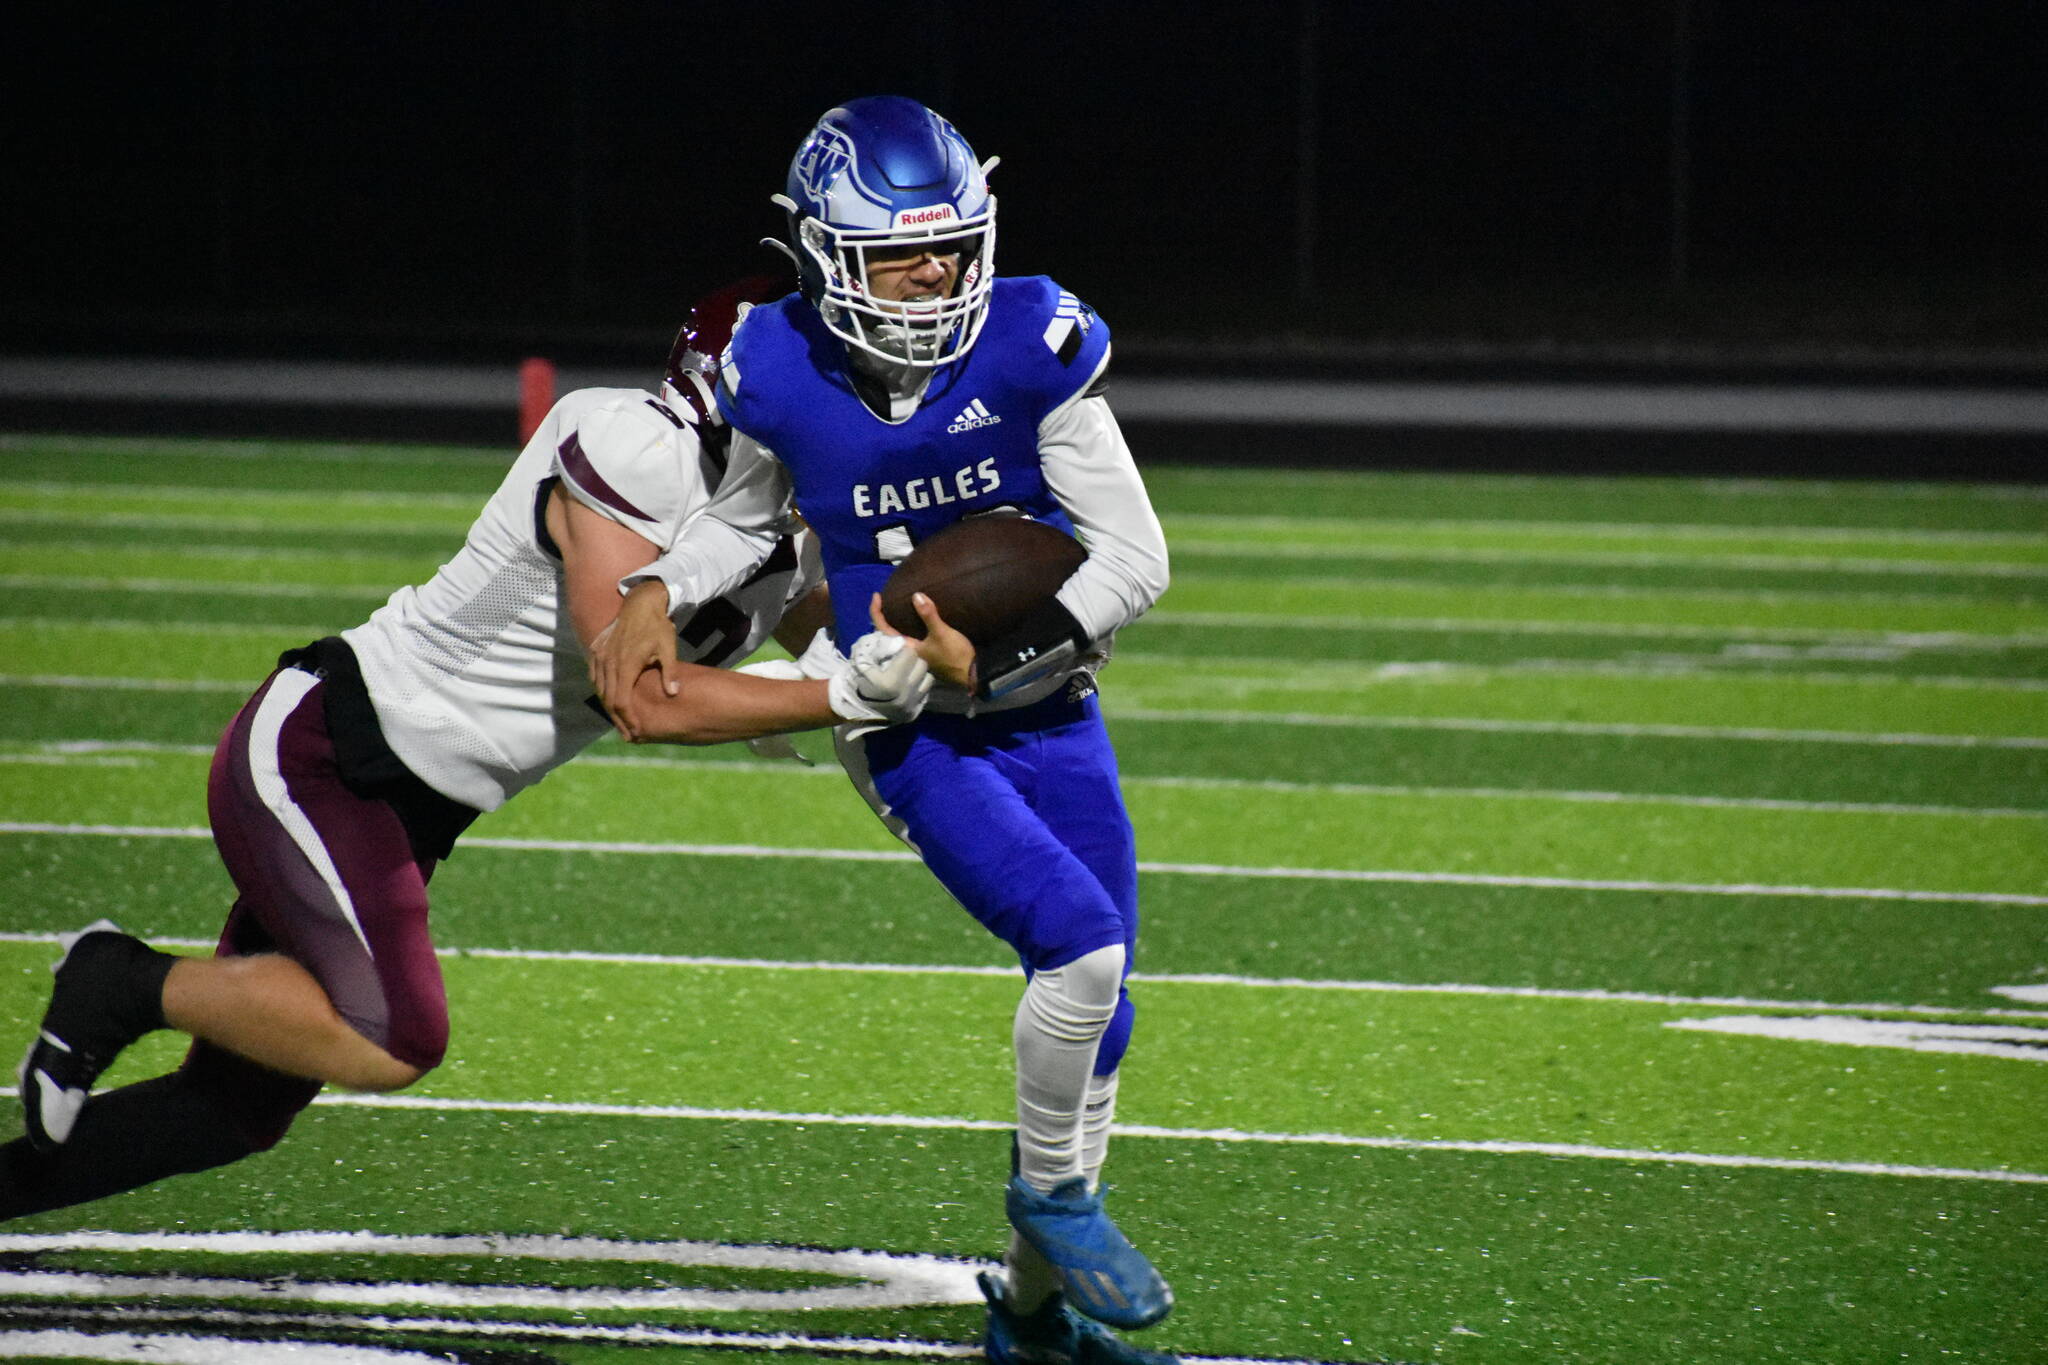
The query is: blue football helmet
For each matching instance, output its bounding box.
[774,96,997,368]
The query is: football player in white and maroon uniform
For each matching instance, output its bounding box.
[5,310,946,1219]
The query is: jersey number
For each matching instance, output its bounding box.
[679,596,751,669]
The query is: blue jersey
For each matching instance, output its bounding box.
[716,276,1111,648]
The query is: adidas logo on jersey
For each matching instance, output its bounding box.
[947,399,1002,434]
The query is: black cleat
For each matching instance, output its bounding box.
[18,920,161,1152]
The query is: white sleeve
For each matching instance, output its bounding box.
[620,429,796,615]
[1039,392,1170,640]
[550,389,701,548]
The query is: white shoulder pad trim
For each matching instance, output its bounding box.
[553,392,703,538]
[1041,289,1092,355]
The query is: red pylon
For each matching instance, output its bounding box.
[518,357,557,443]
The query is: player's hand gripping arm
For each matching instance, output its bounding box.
[586,430,795,730]
[552,486,928,744]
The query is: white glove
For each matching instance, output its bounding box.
[744,732,814,765]
[792,627,849,680]
[735,651,821,765]
[828,632,932,729]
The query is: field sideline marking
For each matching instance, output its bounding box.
[3,821,2043,905]
[0,1306,1334,1365]
[0,1230,985,1314]
[1166,537,2048,579]
[7,931,2046,1022]
[1173,569,2042,613]
[0,1328,431,1362]
[1110,706,2048,749]
[0,572,391,600]
[8,741,2040,819]
[1121,651,2048,694]
[1116,651,2048,693]
[1167,506,2048,536]
[0,478,482,509]
[1143,609,2048,646]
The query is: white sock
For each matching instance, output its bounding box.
[1013,944,1124,1194]
[1004,1071,1122,1316]
[1003,1234,1063,1314]
[1080,1068,1120,1189]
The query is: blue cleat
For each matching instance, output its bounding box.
[1004,1176,1172,1330]
[980,1270,1179,1365]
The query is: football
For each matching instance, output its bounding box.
[879,514,1086,644]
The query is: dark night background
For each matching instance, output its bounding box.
[4,2,2045,474]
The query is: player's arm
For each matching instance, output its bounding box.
[588,429,794,720]
[770,531,834,654]
[1040,387,1170,638]
[966,385,1169,697]
[550,486,928,744]
[766,586,830,656]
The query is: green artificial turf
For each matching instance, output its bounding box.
[3,436,2044,1365]
[6,744,2039,897]
[3,1107,2042,1364]
[5,941,2042,1175]
[4,832,2045,1009]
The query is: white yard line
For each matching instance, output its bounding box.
[0,1082,2032,1184]
[7,741,2041,819]
[0,573,390,599]
[1140,609,2048,646]
[6,674,2045,748]
[2,821,2042,906]
[265,1095,2048,1185]
[0,674,253,692]
[1165,538,2048,578]
[4,933,2045,1022]
[1125,772,2046,818]
[1165,511,2048,544]
[1126,653,2048,694]
[1173,570,2037,611]
[1107,706,2048,749]
[0,478,482,508]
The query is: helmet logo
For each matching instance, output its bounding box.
[792,126,855,205]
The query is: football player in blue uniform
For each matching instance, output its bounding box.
[592,97,1176,1365]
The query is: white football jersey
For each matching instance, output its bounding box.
[343,388,817,811]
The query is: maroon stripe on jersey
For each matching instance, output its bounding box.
[558,431,655,521]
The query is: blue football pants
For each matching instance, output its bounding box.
[846,692,1138,1075]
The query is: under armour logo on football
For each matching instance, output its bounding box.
[947,399,1002,434]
